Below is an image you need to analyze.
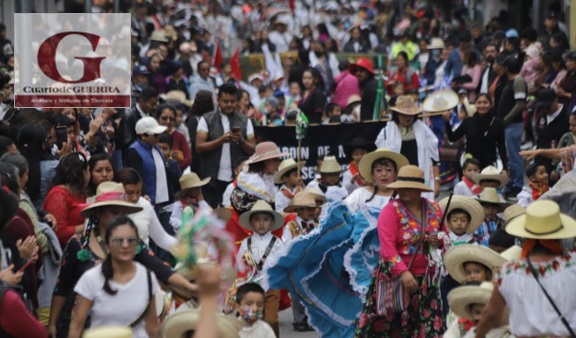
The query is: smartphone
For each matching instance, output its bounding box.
[231,127,241,134]
[55,126,68,150]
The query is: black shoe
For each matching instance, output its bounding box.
[504,187,522,201]
[293,323,315,332]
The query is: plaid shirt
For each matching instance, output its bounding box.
[475,216,503,247]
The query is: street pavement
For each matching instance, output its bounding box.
[279,309,318,338]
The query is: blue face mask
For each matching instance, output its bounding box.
[240,307,263,324]
[431,49,441,57]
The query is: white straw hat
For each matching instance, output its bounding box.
[506,200,576,240]
[444,244,506,283]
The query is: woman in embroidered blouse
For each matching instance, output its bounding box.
[298,68,327,124]
[43,153,90,249]
[48,182,197,338]
[375,96,440,199]
[355,165,446,337]
[476,200,576,338]
[156,103,192,171]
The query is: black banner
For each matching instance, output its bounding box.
[255,122,387,182]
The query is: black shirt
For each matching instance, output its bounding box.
[496,76,527,124]
[298,89,326,124]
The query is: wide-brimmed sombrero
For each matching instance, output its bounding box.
[421,89,459,116]
[318,156,345,174]
[438,195,484,234]
[506,200,576,240]
[448,282,508,324]
[500,245,522,261]
[161,310,242,338]
[303,187,328,205]
[247,142,289,164]
[503,204,525,223]
[239,200,284,232]
[472,165,508,187]
[444,244,507,283]
[386,165,433,192]
[475,188,510,213]
[81,182,143,218]
[175,172,211,199]
[389,95,424,115]
[358,148,409,183]
[284,191,319,213]
[274,158,305,184]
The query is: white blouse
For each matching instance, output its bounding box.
[128,197,177,250]
[345,187,392,214]
[497,252,576,336]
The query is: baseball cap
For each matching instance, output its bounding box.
[135,117,167,135]
[133,65,151,76]
[535,88,556,108]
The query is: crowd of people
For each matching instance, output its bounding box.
[1,0,576,337]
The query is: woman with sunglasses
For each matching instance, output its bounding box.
[156,103,191,171]
[68,216,161,338]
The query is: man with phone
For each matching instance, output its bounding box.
[196,83,256,208]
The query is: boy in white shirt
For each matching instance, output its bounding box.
[306,156,348,220]
[453,158,482,196]
[235,283,276,338]
[274,159,305,213]
[236,200,284,337]
[169,172,212,232]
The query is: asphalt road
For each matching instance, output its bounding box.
[279,309,318,338]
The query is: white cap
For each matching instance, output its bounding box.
[135,117,167,135]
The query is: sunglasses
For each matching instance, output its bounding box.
[160,116,175,121]
[110,236,139,248]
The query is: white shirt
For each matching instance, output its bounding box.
[342,168,360,195]
[74,262,160,338]
[268,31,292,53]
[170,199,212,231]
[152,148,169,204]
[306,180,348,220]
[345,187,392,214]
[197,114,254,182]
[236,232,283,284]
[128,196,177,250]
[222,182,235,208]
[282,216,315,242]
[274,185,300,213]
[453,181,475,197]
[239,319,276,338]
[546,105,563,125]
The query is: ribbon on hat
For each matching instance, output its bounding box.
[93,191,128,203]
[396,176,426,183]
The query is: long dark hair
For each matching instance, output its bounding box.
[102,216,139,295]
[50,152,88,196]
[115,168,143,186]
[88,153,115,195]
[17,123,47,201]
[189,91,215,117]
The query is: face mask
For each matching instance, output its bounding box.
[240,307,263,324]
[431,49,441,57]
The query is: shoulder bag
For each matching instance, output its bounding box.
[129,268,152,328]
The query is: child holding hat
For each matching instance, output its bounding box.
[273,159,305,213]
[236,200,284,336]
[169,172,212,232]
[445,282,513,338]
[475,187,510,246]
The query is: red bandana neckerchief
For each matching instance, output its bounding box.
[462,177,482,195]
[458,318,477,334]
[529,181,549,201]
[349,161,369,187]
[281,185,303,199]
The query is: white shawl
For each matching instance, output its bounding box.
[375,120,439,200]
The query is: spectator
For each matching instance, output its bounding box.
[297,68,327,124]
[333,60,360,109]
[155,103,191,171]
[120,87,159,152]
[189,61,216,100]
[350,58,378,121]
[386,51,420,96]
[444,31,472,79]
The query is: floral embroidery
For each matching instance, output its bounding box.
[499,252,576,278]
[393,199,443,255]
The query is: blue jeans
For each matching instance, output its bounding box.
[505,122,524,191]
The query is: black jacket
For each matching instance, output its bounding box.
[359,76,378,121]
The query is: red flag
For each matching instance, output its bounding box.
[212,39,223,71]
[289,0,295,14]
[230,48,242,81]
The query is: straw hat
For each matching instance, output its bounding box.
[461,97,477,117]
[503,204,525,223]
[82,326,132,338]
[214,207,233,223]
[389,96,424,115]
[438,196,484,234]
[274,159,305,184]
[176,172,211,199]
[284,191,319,213]
[162,90,193,108]
[239,200,284,232]
[318,156,345,174]
[247,142,289,164]
[448,282,508,324]
[427,37,445,50]
[358,148,409,183]
[471,166,509,186]
[161,310,242,338]
[421,89,459,116]
[81,182,143,218]
[303,187,327,205]
[444,244,507,283]
[506,200,576,240]
[475,188,510,213]
[386,165,433,192]
[500,245,522,261]
[150,30,169,43]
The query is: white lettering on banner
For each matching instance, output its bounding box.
[301,166,316,181]
[281,147,310,160]
[318,146,331,157]
[338,145,346,158]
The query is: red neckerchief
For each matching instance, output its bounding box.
[462,177,482,195]
[458,318,477,333]
[529,181,549,201]
[281,185,303,199]
[349,161,369,187]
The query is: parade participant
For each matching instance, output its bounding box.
[471,166,508,197]
[234,282,277,338]
[67,217,161,338]
[444,94,508,172]
[156,103,192,171]
[375,96,440,199]
[237,200,284,337]
[345,147,408,213]
[476,200,576,337]
[516,163,549,207]
[170,172,212,232]
[282,192,322,246]
[297,68,327,124]
[355,165,445,337]
[222,157,248,209]
[445,282,512,338]
[488,229,515,253]
[114,169,177,250]
[43,153,89,249]
[475,188,509,246]
[48,182,197,338]
[453,158,482,197]
[196,83,256,208]
[306,156,348,219]
[342,137,376,195]
[273,159,305,213]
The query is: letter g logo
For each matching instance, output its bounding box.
[37,31,106,84]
